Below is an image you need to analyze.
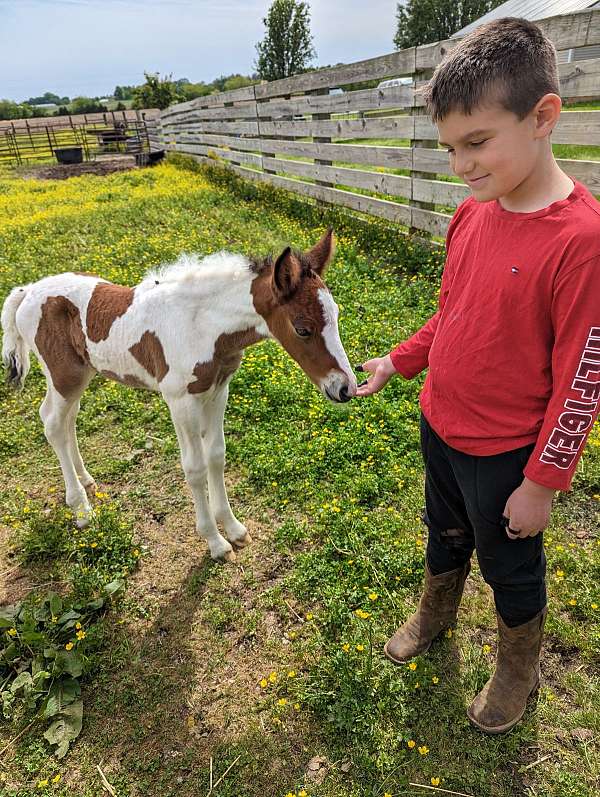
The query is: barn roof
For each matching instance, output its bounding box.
[452,0,600,38]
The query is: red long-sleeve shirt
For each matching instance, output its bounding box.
[390,180,600,491]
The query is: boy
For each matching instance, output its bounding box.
[357,17,600,734]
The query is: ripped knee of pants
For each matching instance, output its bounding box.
[439,527,472,551]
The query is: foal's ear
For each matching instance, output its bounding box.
[272,247,302,300]
[307,228,336,276]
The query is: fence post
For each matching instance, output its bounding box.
[310,87,334,205]
[409,68,436,237]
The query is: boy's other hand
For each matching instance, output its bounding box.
[355,354,396,397]
[502,477,555,539]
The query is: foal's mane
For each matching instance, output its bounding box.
[141,251,253,287]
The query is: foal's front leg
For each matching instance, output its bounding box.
[166,394,235,562]
[203,384,251,548]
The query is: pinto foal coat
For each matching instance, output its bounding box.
[1,230,356,561]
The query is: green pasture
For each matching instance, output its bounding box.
[0,159,598,797]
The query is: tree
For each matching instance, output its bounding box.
[114,85,135,100]
[0,100,32,120]
[393,0,502,50]
[70,96,107,114]
[255,0,316,82]
[131,72,182,110]
[25,91,69,106]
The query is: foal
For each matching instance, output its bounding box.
[1,230,356,562]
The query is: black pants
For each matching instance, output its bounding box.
[420,414,546,627]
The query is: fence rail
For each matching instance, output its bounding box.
[154,10,600,237]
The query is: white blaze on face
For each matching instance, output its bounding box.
[318,288,357,400]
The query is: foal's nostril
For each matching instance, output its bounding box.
[338,385,351,403]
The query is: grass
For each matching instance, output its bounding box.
[0,158,599,797]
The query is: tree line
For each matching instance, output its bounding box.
[1,0,501,119]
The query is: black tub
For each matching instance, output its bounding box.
[55,147,83,164]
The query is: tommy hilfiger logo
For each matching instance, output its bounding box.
[511,266,520,274]
[539,327,600,470]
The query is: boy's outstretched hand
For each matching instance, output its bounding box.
[502,477,555,539]
[355,354,396,397]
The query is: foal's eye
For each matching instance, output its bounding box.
[294,326,311,338]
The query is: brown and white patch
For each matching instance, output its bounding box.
[86,282,135,343]
[35,296,91,399]
[101,370,150,390]
[187,328,263,394]
[129,331,170,383]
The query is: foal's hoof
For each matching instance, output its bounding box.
[75,511,92,529]
[222,549,237,563]
[232,532,252,548]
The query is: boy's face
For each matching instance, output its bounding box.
[437,103,541,203]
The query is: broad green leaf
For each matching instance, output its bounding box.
[103,579,124,595]
[53,651,83,678]
[49,593,63,618]
[57,610,81,625]
[43,699,83,758]
[10,672,33,694]
[43,677,81,718]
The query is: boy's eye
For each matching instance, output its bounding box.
[470,140,485,147]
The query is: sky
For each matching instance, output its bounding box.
[0,0,400,102]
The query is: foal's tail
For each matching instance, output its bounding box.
[1,285,31,390]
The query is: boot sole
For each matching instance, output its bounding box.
[383,638,432,665]
[466,680,540,734]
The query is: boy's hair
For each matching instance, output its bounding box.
[421,17,560,122]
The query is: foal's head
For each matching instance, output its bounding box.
[252,229,357,404]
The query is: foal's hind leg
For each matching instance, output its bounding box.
[166,394,235,562]
[40,380,93,527]
[204,384,251,548]
[66,390,96,499]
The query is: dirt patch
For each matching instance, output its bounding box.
[21,156,138,181]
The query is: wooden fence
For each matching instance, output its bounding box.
[158,10,600,237]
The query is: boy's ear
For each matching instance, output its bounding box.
[533,93,562,138]
[272,247,302,300]
[307,228,336,276]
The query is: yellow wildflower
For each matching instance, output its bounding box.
[277,698,287,706]
[569,599,577,606]
[305,613,313,620]
[368,592,378,601]
[259,678,268,688]
[76,630,86,640]
[287,670,296,678]
[90,542,98,549]
[482,644,491,654]
[37,779,49,788]
[418,745,429,755]
[8,628,17,636]
[431,777,440,786]
[299,791,308,797]
[75,622,82,630]
[342,643,350,652]
[65,642,74,651]
[432,676,439,684]
[407,739,416,748]
[269,671,277,682]
[408,662,417,671]
[52,775,61,783]
[356,644,365,652]
[294,703,300,710]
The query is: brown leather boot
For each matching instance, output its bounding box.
[383,561,471,664]
[467,607,547,734]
